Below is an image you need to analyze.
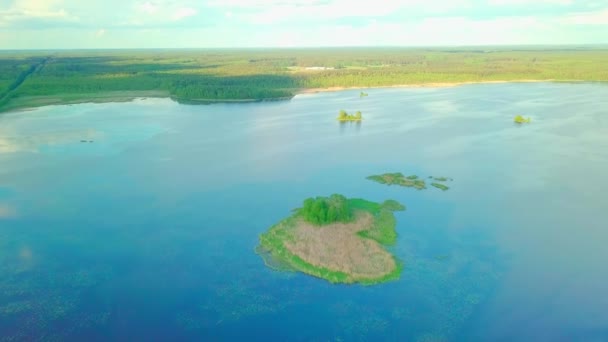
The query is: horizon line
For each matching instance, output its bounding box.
[2,43,608,52]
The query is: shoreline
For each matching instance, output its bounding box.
[1,79,601,113]
[295,79,568,94]
[258,197,405,285]
[0,90,170,114]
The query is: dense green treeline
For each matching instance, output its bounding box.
[0,57,50,108]
[0,58,38,91]
[170,74,295,100]
[300,194,353,225]
[1,47,607,111]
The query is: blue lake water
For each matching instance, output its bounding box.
[1,82,607,341]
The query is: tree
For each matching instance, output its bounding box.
[327,206,337,222]
[302,198,315,217]
[311,199,327,224]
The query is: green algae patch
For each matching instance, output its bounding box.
[366,172,427,190]
[257,195,405,285]
[431,183,450,191]
[430,176,452,182]
[368,172,454,191]
[514,115,531,124]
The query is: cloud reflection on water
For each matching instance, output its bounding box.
[0,203,17,218]
[0,130,100,154]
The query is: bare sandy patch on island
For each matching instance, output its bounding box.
[284,212,396,280]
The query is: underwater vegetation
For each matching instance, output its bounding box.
[321,226,504,341]
[0,252,113,341]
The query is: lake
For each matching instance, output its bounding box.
[1,82,607,341]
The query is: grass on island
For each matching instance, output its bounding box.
[257,195,405,285]
[360,91,368,98]
[368,172,454,191]
[430,176,452,182]
[337,109,362,122]
[366,172,427,190]
[431,183,450,191]
[514,115,532,124]
[2,47,608,112]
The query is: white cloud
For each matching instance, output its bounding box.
[0,0,606,47]
[241,15,564,47]
[123,2,199,25]
[206,0,326,8]
[560,8,608,25]
[14,0,64,12]
[139,1,159,14]
[9,0,73,18]
[488,0,573,5]
[208,0,472,24]
[0,0,80,27]
[172,7,198,21]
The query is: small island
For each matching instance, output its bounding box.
[429,176,452,182]
[366,172,427,190]
[431,183,450,191]
[257,194,405,284]
[338,109,363,122]
[514,115,531,124]
[360,92,369,98]
[368,173,453,191]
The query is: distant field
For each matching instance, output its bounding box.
[1,47,607,112]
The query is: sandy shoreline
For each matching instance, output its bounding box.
[296,79,560,94]
[3,79,595,113]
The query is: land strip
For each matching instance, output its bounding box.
[1,47,607,112]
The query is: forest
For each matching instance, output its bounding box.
[1,46,607,111]
[300,194,353,225]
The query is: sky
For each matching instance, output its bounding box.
[0,0,607,49]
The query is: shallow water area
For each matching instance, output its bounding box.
[1,83,607,340]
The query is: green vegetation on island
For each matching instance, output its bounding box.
[431,183,450,191]
[367,172,427,190]
[360,91,369,98]
[430,176,452,182]
[368,172,453,191]
[257,195,405,284]
[300,194,353,225]
[338,109,362,121]
[514,115,531,124]
[1,47,608,112]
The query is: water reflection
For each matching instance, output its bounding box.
[0,130,99,154]
[339,120,362,134]
[0,203,17,218]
